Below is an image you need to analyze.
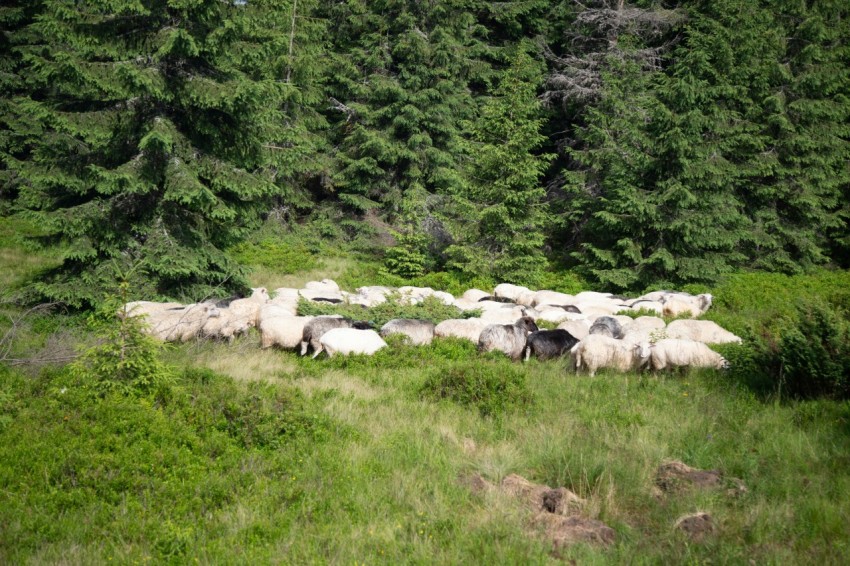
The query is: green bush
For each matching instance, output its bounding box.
[779,299,850,399]
[720,297,850,400]
[420,361,533,417]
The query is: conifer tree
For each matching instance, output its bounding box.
[319,0,491,256]
[6,0,292,306]
[445,47,554,285]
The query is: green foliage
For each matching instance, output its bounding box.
[384,230,430,278]
[229,239,318,274]
[420,360,533,417]
[707,270,850,399]
[5,0,313,306]
[779,300,850,399]
[68,281,174,397]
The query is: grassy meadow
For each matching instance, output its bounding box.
[1,219,849,564]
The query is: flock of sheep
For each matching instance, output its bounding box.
[123,279,742,375]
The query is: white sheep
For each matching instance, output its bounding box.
[494,283,533,302]
[480,305,528,324]
[531,290,574,307]
[258,309,314,350]
[147,303,221,342]
[304,278,340,292]
[122,301,185,320]
[625,299,664,315]
[461,288,490,302]
[478,316,539,361]
[557,320,591,341]
[665,320,742,344]
[203,287,270,339]
[380,319,436,345]
[300,316,372,358]
[661,293,713,318]
[434,318,492,343]
[319,328,387,357]
[649,338,728,371]
[622,316,666,334]
[572,335,652,377]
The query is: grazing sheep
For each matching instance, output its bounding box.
[665,320,742,344]
[380,319,436,346]
[572,335,652,377]
[649,338,728,371]
[574,291,614,301]
[434,318,493,343]
[478,295,517,304]
[202,287,269,339]
[523,329,580,361]
[480,305,528,324]
[589,316,625,339]
[320,328,387,358]
[478,316,539,361]
[304,278,340,292]
[461,288,490,302]
[622,316,666,334]
[258,310,314,350]
[147,303,221,342]
[494,283,533,302]
[122,301,185,320]
[531,290,574,307]
[299,288,345,303]
[300,317,373,358]
[626,299,664,314]
[348,286,392,307]
[662,293,713,318]
[557,320,590,341]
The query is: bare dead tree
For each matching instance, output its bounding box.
[542,0,685,108]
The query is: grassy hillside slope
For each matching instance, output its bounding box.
[1,218,849,563]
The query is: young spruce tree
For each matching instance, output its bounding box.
[445,47,554,285]
[7,0,290,306]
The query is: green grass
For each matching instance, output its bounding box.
[2,215,850,563]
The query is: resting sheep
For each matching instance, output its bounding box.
[478,316,539,361]
[649,338,728,371]
[319,328,387,358]
[300,317,373,358]
[380,319,436,346]
[572,335,652,377]
[523,329,580,361]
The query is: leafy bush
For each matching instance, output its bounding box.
[420,361,533,417]
[69,284,174,398]
[778,300,850,399]
[720,297,850,400]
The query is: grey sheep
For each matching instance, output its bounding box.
[589,316,625,339]
[380,319,436,346]
[478,316,539,361]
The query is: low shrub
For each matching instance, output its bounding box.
[420,361,533,417]
[720,298,850,400]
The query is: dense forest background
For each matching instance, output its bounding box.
[1,0,848,306]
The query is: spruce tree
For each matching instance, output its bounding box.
[445,47,554,285]
[319,0,491,264]
[6,0,292,306]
